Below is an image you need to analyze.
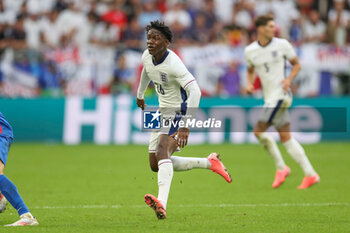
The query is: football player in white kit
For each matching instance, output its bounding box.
[244,15,319,189]
[136,21,231,219]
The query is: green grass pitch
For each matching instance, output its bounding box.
[1,143,349,233]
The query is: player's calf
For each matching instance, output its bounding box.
[149,153,159,172]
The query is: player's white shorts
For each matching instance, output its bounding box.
[148,108,182,153]
[258,96,292,129]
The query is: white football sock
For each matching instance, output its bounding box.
[157,159,173,209]
[171,156,211,171]
[283,138,316,176]
[257,133,286,170]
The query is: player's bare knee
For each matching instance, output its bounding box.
[156,144,168,160]
[253,124,264,138]
[278,124,291,143]
[254,130,261,138]
[156,135,170,160]
[279,132,291,143]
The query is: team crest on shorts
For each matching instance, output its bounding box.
[160,72,168,83]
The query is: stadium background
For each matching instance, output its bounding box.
[0,0,349,143]
[0,1,349,232]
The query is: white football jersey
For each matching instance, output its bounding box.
[244,37,296,102]
[142,49,196,108]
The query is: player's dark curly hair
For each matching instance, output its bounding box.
[146,20,173,43]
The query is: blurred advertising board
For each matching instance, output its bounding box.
[0,95,349,144]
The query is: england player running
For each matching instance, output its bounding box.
[136,21,231,219]
[244,15,319,189]
[0,112,38,226]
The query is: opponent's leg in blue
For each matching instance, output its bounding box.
[0,137,29,216]
[0,175,30,215]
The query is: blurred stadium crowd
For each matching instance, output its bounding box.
[0,0,349,98]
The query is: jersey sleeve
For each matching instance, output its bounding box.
[171,56,195,88]
[136,67,150,99]
[282,39,297,60]
[171,54,201,112]
[244,48,254,68]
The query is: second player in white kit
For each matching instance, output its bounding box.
[245,15,320,189]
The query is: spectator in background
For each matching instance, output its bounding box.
[214,0,235,25]
[309,0,332,20]
[101,0,128,31]
[223,24,248,47]
[89,10,119,95]
[303,10,326,43]
[123,16,144,51]
[296,0,314,16]
[197,0,224,43]
[8,16,26,50]
[88,0,108,16]
[39,60,63,97]
[328,0,350,46]
[196,0,217,29]
[289,13,303,46]
[123,0,143,21]
[163,0,192,30]
[15,2,29,19]
[156,0,167,14]
[53,0,68,12]
[232,0,254,31]
[109,54,134,94]
[24,13,41,50]
[90,12,119,48]
[56,1,90,48]
[23,11,42,79]
[0,23,8,56]
[254,0,299,38]
[26,0,56,15]
[40,10,61,49]
[138,0,162,27]
[217,61,241,97]
[190,12,214,44]
[170,20,193,45]
[0,0,16,25]
[274,0,300,38]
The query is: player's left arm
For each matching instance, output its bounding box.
[176,75,201,148]
[281,40,301,92]
[173,62,201,148]
[281,56,301,92]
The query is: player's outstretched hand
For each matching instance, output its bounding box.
[176,127,190,148]
[280,78,291,92]
[136,98,147,110]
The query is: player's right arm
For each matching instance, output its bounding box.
[246,66,255,94]
[280,39,300,92]
[244,48,255,94]
[136,67,151,110]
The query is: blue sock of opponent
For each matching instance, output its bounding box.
[0,175,29,216]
